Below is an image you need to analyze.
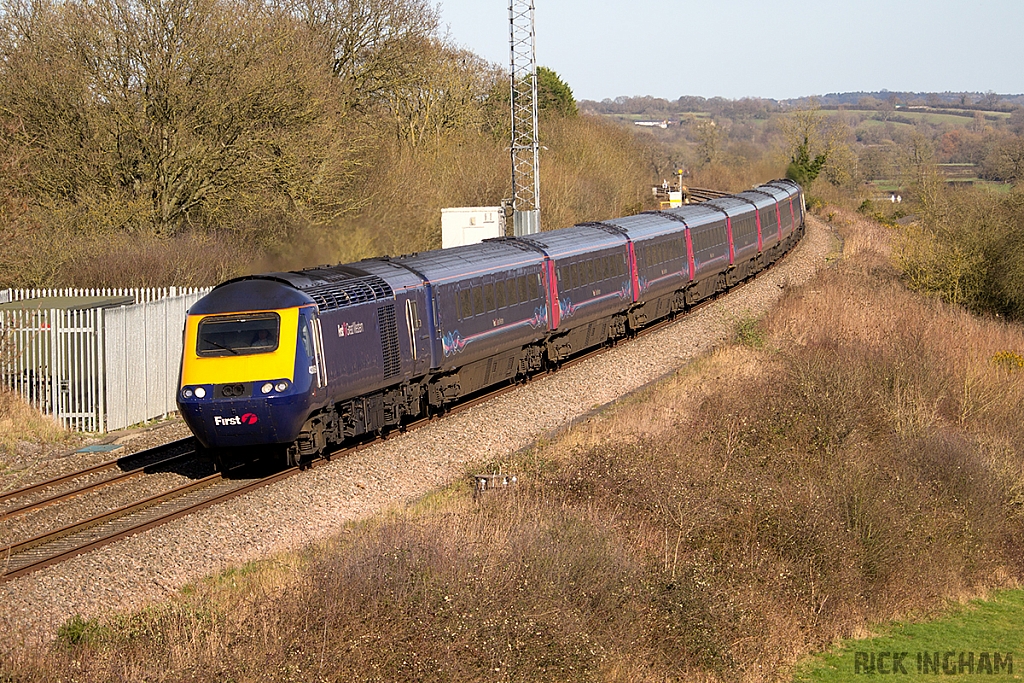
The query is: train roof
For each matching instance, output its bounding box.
[394,239,545,285]
[351,258,426,294]
[702,196,758,217]
[761,179,800,198]
[518,224,627,258]
[660,202,729,228]
[733,189,778,209]
[191,278,315,315]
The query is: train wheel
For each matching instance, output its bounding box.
[285,445,303,469]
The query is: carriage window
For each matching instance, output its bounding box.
[484,283,495,312]
[496,280,507,309]
[585,259,594,284]
[528,273,539,300]
[197,313,280,357]
[518,276,528,302]
[473,287,484,316]
[570,262,579,290]
[457,290,469,320]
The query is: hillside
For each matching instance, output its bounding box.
[5,206,1023,681]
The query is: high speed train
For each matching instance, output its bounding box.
[177,180,804,465]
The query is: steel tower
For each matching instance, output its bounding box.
[509,0,540,236]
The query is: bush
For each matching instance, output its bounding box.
[894,183,1024,319]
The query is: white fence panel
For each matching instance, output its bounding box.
[5,286,209,305]
[103,291,205,432]
[2,286,210,433]
[0,308,103,431]
[1,309,53,416]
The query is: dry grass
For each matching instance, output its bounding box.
[5,208,1024,682]
[0,388,76,469]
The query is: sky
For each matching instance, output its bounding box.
[435,0,1024,101]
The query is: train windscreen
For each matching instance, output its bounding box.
[196,313,281,356]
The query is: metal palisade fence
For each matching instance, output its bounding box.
[0,287,210,432]
[0,287,198,304]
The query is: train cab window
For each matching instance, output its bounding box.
[197,313,281,357]
[299,322,313,358]
[473,287,484,316]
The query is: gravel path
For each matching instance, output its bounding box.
[0,216,835,650]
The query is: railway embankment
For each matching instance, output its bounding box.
[5,210,1023,681]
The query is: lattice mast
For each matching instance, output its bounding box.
[509,0,540,235]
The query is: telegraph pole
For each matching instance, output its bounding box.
[509,0,540,236]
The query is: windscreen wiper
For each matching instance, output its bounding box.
[204,339,240,355]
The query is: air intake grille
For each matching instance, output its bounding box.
[303,275,394,312]
[378,304,401,380]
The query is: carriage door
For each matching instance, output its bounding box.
[405,296,429,375]
[303,309,328,390]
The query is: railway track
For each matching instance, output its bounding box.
[1,438,198,518]
[0,224,796,583]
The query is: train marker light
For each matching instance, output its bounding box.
[194,387,207,398]
[261,382,274,394]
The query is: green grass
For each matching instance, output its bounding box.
[794,590,1024,682]
[844,109,1011,126]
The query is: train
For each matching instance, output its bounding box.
[177,180,805,465]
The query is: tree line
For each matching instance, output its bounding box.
[1,0,632,288]
[0,0,484,239]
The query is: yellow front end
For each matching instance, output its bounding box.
[180,307,300,387]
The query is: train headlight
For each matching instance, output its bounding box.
[183,389,194,399]
[261,382,274,394]
[194,387,207,399]
[275,381,289,393]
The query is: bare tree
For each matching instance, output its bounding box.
[293,0,439,111]
[781,109,854,186]
[694,119,721,166]
[0,0,361,236]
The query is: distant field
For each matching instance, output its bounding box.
[866,178,1014,194]
[846,109,1011,127]
[596,109,1011,128]
[794,590,1024,683]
